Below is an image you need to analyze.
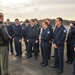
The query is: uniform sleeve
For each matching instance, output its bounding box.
[35,27,39,40]
[66,30,71,43]
[50,28,53,41]
[56,29,67,46]
[11,25,14,38]
[74,44,75,47]
[53,28,57,44]
[19,26,23,39]
[1,26,11,41]
[39,25,41,35]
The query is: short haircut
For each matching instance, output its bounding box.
[25,19,29,23]
[15,18,19,21]
[34,18,38,21]
[57,17,63,23]
[30,19,34,22]
[0,12,3,18]
[6,19,10,21]
[45,18,50,21]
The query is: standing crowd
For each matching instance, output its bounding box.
[0,12,75,75]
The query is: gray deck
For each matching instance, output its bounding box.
[9,45,73,75]
[8,26,73,75]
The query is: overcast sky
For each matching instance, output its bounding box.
[0,0,75,21]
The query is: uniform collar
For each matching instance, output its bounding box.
[57,25,63,29]
[15,24,20,26]
[7,24,10,26]
[31,25,34,27]
[43,27,48,31]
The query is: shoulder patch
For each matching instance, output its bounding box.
[64,30,66,33]
[37,28,39,30]
[22,27,24,29]
[47,31,50,34]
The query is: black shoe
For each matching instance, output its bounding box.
[42,63,48,67]
[27,55,32,58]
[40,62,44,65]
[32,50,34,53]
[50,65,58,68]
[67,62,73,64]
[58,70,63,74]
[65,60,69,63]
[25,53,28,56]
[11,53,14,55]
[51,55,55,57]
[14,54,19,57]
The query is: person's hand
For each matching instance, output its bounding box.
[74,47,75,51]
[35,40,38,43]
[19,39,22,42]
[27,40,29,42]
[39,36,41,40]
[53,44,57,48]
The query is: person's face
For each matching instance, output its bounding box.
[6,20,10,25]
[70,23,73,28]
[34,20,37,25]
[25,23,29,26]
[42,23,46,29]
[15,20,19,25]
[30,20,34,25]
[55,19,61,26]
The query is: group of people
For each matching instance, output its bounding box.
[0,12,75,75]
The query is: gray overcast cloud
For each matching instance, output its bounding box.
[0,0,75,21]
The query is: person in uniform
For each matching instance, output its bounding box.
[45,18,53,60]
[13,19,22,57]
[22,19,30,56]
[0,12,12,75]
[6,19,14,55]
[51,17,67,74]
[26,19,38,60]
[66,23,75,64]
[74,42,75,75]
[34,19,40,53]
[65,23,73,64]
[39,21,51,67]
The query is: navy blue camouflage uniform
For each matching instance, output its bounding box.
[53,25,67,72]
[67,27,75,63]
[6,24,13,54]
[35,24,41,53]
[48,24,53,59]
[27,25,38,58]
[13,24,22,56]
[41,27,51,64]
[22,24,29,52]
[74,43,75,75]
[66,28,73,63]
